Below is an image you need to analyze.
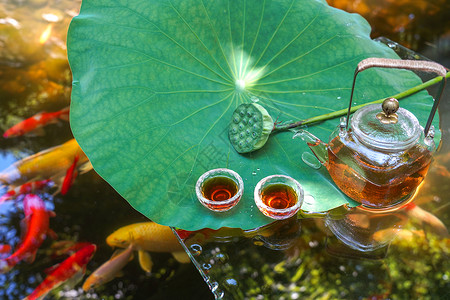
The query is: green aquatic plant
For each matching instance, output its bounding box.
[68,0,440,230]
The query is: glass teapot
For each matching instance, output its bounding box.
[294,58,447,209]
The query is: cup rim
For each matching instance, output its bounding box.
[195,168,244,206]
[254,174,304,214]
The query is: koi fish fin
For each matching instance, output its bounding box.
[19,215,31,242]
[138,250,153,273]
[52,170,66,183]
[60,156,79,196]
[44,262,61,275]
[171,251,190,264]
[57,107,70,122]
[110,249,124,259]
[47,229,58,240]
[48,210,56,218]
[112,269,124,278]
[0,192,14,204]
[64,268,86,290]
[51,185,61,196]
[0,259,11,273]
[25,127,46,137]
[109,248,134,262]
[34,269,84,299]
[24,249,37,264]
[78,161,93,175]
[49,240,75,258]
[50,173,66,196]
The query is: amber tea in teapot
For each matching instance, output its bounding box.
[326,126,433,208]
[294,58,447,209]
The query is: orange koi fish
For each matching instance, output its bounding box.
[3,106,70,138]
[0,139,91,186]
[0,179,53,203]
[404,202,449,238]
[60,155,79,195]
[82,242,134,291]
[24,243,96,300]
[0,194,55,273]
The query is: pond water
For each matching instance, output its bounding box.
[0,0,449,299]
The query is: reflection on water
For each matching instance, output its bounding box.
[327,0,450,54]
[0,0,449,299]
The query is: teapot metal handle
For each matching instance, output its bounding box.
[346,58,447,136]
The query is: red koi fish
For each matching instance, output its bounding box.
[0,194,55,273]
[0,179,53,203]
[60,155,79,195]
[3,106,70,138]
[0,245,11,258]
[24,243,96,300]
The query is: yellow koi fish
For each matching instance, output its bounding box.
[0,138,91,186]
[106,222,190,270]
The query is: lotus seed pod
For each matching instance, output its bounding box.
[229,103,273,153]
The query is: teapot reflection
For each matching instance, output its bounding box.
[324,196,449,255]
[325,202,410,253]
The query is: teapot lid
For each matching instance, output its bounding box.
[351,100,421,151]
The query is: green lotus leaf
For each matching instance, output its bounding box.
[68,0,440,230]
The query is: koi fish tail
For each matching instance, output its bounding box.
[0,260,8,273]
[407,205,449,238]
[78,161,93,175]
[57,106,70,121]
[0,258,14,273]
[0,194,13,204]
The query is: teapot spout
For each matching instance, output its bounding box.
[292,130,328,166]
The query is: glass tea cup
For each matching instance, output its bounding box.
[195,168,244,212]
[254,175,304,220]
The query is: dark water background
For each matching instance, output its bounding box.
[0,0,449,299]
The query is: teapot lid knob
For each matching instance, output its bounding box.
[376,98,399,124]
